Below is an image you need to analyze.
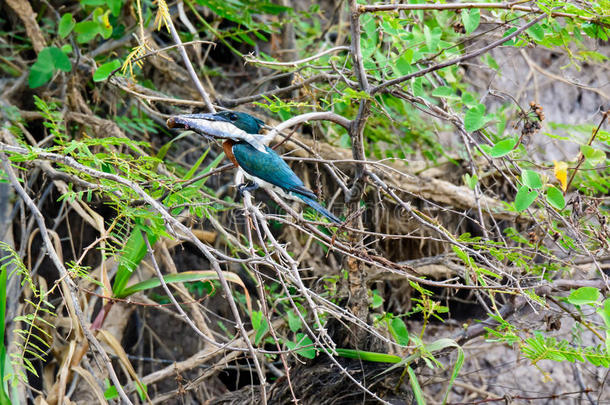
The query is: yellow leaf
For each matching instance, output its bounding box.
[154,0,171,32]
[553,160,568,191]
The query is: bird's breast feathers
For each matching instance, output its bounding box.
[223,140,239,167]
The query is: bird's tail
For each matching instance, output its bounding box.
[297,194,341,224]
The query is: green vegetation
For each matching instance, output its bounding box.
[0,0,609,403]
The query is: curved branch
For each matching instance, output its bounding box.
[263,111,351,143]
[245,46,350,67]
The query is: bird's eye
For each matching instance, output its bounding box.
[228,113,238,121]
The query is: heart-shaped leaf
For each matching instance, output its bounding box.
[490,137,518,158]
[515,185,537,211]
[546,185,565,210]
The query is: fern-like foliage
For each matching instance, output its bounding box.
[0,242,57,381]
[522,331,610,368]
[33,95,65,144]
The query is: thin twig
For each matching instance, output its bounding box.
[359,2,600,22]
[0,152,134,405]
[372,12,550,94]
[166,14,216,112]
[245,46,350,67]
[564,110,609,192]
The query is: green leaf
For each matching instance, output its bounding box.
[259,3,291,14]
[522,170,542,189]
[490,137,518,158]
[514,185,537,211]
[485,54,499,70]
[104,382,118,399]
[389,317,409,346]
[93,60,121,82]
[135,382,147,401]
[237,32,256,46]
[394,52,413,76]
[93,7,113,39]
[464,104,487,132]
[568,287,600,306]
[598,299,610,328]
[411,77,424,97]
[581,145,606,165]
[106,0,123,16]
[183,148,210,181]
[502,27,519,46]
[444,348,465,404]
[546,185,565,210]
[431,86,460,100]
[333,348,401,363]
[74,21,100,43]
[286,333,316,359]
[117,270,231,298]
[461,92,478,108]
[286,309,302,333]
[29,61,54,88]
[48,47,71,72]
[423,26,441,51]
[407,366,425,405]
[463,173,478,190]
[58,13,76,38]
[361,13,377,41]
[112,226,159,297]
[0,257,8,405]
[371,290,383,309]
[462,8,480,34]
[28,47,71,88]
[251,311,269,345]
[598,299,610,353]
[583,22,608,40]
[527,23,545,41]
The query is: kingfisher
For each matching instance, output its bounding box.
[167,111,341,224]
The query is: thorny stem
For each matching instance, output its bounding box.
[372,12,550,94]
[359,2,600,21]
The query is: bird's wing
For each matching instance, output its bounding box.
[232,143,317,199]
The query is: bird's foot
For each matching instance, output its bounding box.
[237,181,259,199]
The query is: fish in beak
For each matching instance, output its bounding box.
[167,113,268,153]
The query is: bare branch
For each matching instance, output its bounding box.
[359,2,599,21]
[167,14,216,112]
[245,46,350,67]
[372,12,550,94]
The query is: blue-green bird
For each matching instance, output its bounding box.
[167,111,341,224]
